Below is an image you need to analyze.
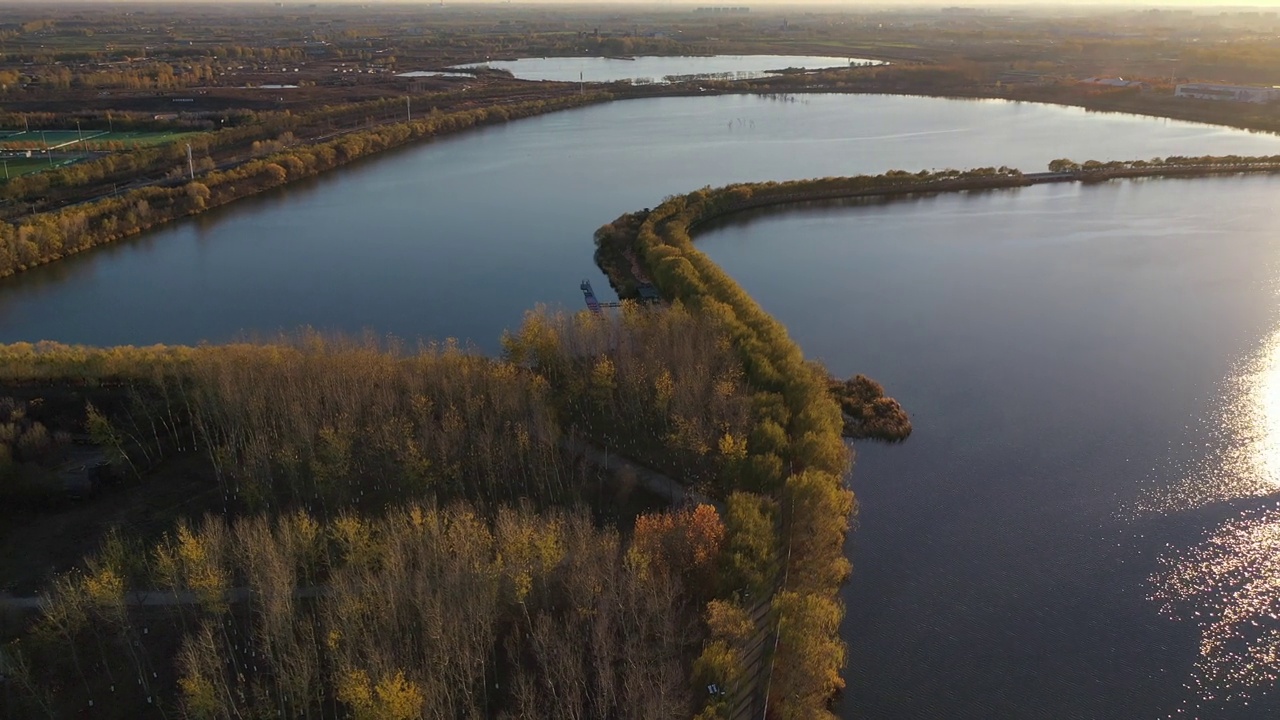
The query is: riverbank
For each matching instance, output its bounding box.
[0,91,613,280]
[597,157,1280,299]
[3,77,1279,283]
[710,64,1280,138]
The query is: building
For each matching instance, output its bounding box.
[1175,83,1280,104]
[1080,77,1149,90]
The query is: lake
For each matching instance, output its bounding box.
[452,54,879,83]
[697,177,1280,719]
[7,93,1280,350]
[7,92,1280,718]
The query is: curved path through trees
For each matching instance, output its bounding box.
[0,439,704,611]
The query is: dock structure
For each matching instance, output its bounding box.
[581,279,603,314]
[580,279,662,314]
[580,279,624,315]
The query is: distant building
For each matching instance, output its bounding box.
[1175,83,1280,104]
[694,7,749,14]
[1080,76,1148,90]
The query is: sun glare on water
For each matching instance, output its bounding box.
[1147,321,1280,706]
[1217,332,1280,499]
[1152,507,1280,696]
[1138,327,1280,517]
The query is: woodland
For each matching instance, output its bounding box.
[1,297,867,719]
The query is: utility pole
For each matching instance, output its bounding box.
[186,143,195,180]
[2,159,8,180]
[23,116,28,133]
[41,130,51,167]
[76,120,84,147]
[405,95,411,122]
[108,113,113,133]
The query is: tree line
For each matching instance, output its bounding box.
[1049,153,1280,174]
[0,335,570,514]
[596,188,871,719]
[1,83,596,209]
[5,59,220,92]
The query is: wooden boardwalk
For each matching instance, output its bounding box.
[725,595,779,720]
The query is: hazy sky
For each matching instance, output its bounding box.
[671,1,1280,5]
[331,0,1280,4]
[282,0,1280,7]
[28,0,1280,7]
[32,0,1280,4]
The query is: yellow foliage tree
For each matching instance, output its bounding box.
[338,668,425,720]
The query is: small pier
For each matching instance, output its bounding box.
[580,279,622,315]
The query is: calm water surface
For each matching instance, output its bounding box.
[453,54,875,83]
[696,178,1280,719]
[7,93,1280,348]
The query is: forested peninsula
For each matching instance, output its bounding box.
[0,294,867,720]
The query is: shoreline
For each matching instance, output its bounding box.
[3,80,1280,281]
[595,161,1280,302]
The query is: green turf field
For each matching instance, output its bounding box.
[0,155,82,180]
[93,130,200,147]
[0,129,197,149]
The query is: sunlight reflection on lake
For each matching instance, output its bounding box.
[1151,506,1280,704]
[1149,303,1280,710]
[1139,324,1280,516]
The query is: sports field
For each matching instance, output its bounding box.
[0,155,82,180]
[0,129,196,149]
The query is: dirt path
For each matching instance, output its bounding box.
[0,442,709,610]
[562,437,717,510]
